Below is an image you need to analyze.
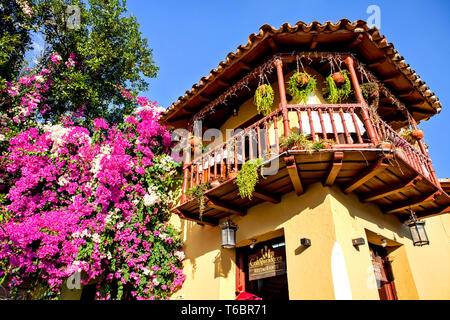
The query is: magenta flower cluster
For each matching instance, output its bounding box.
[0,62,185,300]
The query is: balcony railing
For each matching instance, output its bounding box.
[179,103,440,204]
[377,119,439,186]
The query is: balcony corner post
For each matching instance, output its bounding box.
[275,58,290,137]
[344,56,379,145]
[180,131,192,204]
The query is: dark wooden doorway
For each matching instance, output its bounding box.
[236,236,289,300]
[369,243,398,300]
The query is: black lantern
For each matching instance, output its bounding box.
[221,219,237,249]
[406,210,429,247]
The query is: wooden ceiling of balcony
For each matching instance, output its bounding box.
[161,20,441,131]
[173,150,450,226]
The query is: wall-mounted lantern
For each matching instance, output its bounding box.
[300,238,311,247]
[406,210,429,247]
[221,219,238,249]
[352,237,366,247]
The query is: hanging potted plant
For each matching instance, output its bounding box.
[287,72,316,104]
[331,71,346,86]
[190,135,202,146]
[377,140,393,150]
[324,70,353,104]
[236,158,265,200]
[254,84,274,116]
[360,82,379,103]
[186,182,210,219]
[411,129,424,140]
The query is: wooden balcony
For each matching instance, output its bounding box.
[173,103,450,226]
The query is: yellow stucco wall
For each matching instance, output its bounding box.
[170,183,450,300]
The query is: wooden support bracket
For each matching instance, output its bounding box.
[344,156,391,194]
[385,190,443,214]
[253,187,281,204]
[362,176,422,203]
[267,38,278,51]
[348,34,364,48]
[284,156,304,196]
[205,196,246,216]
[310,35,318,50]
[172,208,218,226]
[368,56,387,68]
[324,152,344,186]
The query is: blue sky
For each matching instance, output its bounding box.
[127,0,450,177]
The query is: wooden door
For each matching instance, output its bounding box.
[369,244,398,300]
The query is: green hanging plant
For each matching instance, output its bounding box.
[287,72,316,104]
[279,132,313,152]
[324,70,353,104]
[360,82,378,103]
[186,182,210,219]
[254,84,274,116]
[236,158,265,200]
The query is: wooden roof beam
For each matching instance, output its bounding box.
[216,79,230,87]
[368,56,387,68]
[362,176,422,202]
[310,35,318,50]
[382,73,401,82]
[344,156,391,194]
[253,187,281,204]
[324,152,344,186]
[238,61,252,71]
[397,89,415,98]
[205,196,246,216]
[197,95,212,103]
[284,156,304,196]
[348,34,364,48]
[413,205,450,220]
[173,208,218,226]
[267,38,278,51]
[384,190,443,214]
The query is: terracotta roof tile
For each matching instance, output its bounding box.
[162,19,441,122]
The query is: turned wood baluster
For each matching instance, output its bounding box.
[339,108,351,144]
[180,131,192,204]
[234,137,238,172]
[318,109,328,140]
[257,126,262,159]
[328,107,339,143]
[307,108,317,142]
[264,120,270,156]
[241,134,245,165]
[221,147,225,179]
[273,115,280,153]
[350,107,363,144]
[196,161,200,186]
[249,130,254,160]
[296,109,303,133]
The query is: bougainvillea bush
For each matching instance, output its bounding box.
[0,54,185,300]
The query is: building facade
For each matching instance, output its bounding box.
[161,19,450,300]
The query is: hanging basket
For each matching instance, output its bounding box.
[190,136,202,146]
[254,84,274,116]
[296,73,309,88]
[411,129,423,140]
[332,71,346,86]
[288,72,316,104]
